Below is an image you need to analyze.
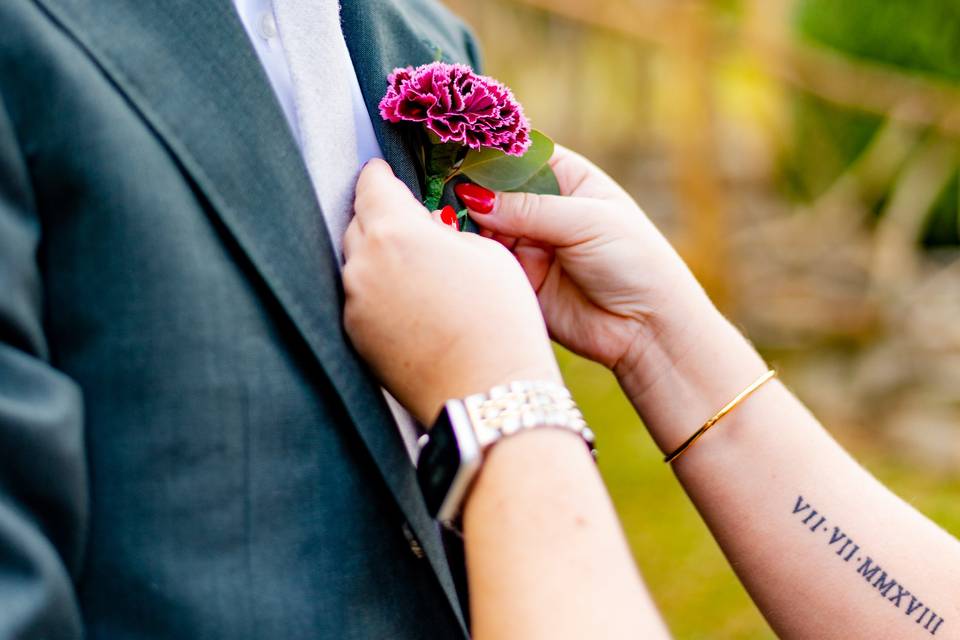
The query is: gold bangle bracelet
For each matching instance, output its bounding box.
[664,369,777,464]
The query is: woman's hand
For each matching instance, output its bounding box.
[343,160,561,425]
[463,146,717,386]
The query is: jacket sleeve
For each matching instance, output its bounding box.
[0,95,87,638]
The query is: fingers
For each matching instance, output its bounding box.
[348,160,436,261]
[353,159,422,225]
[343,216,361,261]
[460,146,622,246]
[549,145,594,197]
[513,238,553,292]
[550,144,626,199]
[471,191,608,248]
[431,206,461,231]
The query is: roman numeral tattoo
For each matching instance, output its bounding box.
[791,496,947,636]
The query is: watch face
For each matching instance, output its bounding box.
[417,408,462,518]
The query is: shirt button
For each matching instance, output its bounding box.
[258,11,278,41]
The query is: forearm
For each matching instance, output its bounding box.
[618,303,960,639]
[463,428,671,640]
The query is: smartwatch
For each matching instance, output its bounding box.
[416,380,596,527]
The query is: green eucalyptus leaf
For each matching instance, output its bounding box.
[427,141,461,177]
[508,163,561,196]
[460,130,554,192]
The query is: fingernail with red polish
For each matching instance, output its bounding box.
[454,182,496,214]
[440,205,458,228]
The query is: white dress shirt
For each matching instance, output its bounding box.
[232,0,422,461]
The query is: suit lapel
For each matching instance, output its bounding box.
[32,0,464,629]
[341,1,436,201]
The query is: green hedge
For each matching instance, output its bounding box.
[790,0,960,245]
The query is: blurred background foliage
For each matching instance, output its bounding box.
[441,0,960,637]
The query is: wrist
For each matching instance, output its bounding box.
[463,426,595,530]
[419,378,593,527]
[422,358,563,427]
[614,295,768,454]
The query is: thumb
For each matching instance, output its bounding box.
[354,159,424,224]
[471,191,605,247]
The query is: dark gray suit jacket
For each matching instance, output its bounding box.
[0,0,481,637]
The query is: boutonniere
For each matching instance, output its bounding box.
[379,61,559,230]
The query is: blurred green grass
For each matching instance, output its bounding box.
[437,1,960,635]
[558,348,960,640]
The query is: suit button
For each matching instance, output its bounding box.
[402,522,426,560]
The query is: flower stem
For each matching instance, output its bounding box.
[442,169,462,187]
[424,174,445,211]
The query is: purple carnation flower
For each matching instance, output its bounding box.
[379,62,532,157]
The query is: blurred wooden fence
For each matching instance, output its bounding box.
[508,0,960,294]
[443,0,960,468]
